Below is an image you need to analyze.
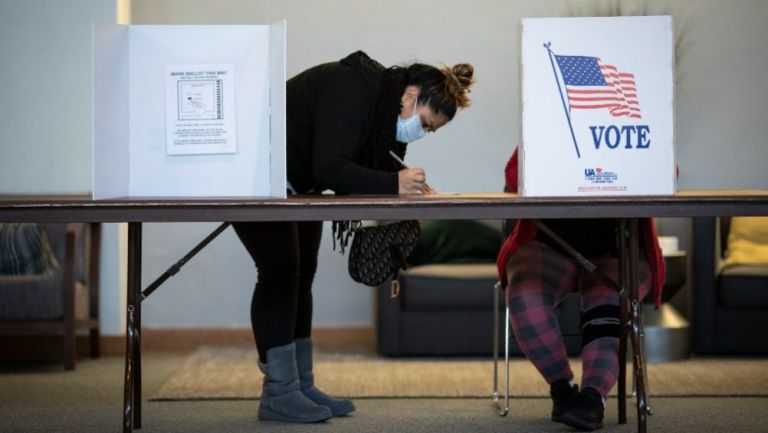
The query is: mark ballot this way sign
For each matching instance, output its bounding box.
[520,16,676,196]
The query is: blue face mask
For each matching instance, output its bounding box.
[396,99,426,143]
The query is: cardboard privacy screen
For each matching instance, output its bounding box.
[520,16,676,196]
[92,22,286,199]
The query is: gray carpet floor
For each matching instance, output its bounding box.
[1,353,767,433]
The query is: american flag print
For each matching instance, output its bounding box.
[554,55,642,119]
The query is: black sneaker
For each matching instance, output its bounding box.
[550,379,579,420]
[554,387,604,431]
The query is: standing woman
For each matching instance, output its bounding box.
[232,51,474,423]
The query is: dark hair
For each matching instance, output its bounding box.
[404,62,475,120]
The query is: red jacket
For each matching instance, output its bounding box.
[495,149,666,307]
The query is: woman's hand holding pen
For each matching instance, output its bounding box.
[390,150,436,195]
[398,168,436,195]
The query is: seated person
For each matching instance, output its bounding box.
[496,148,666,431]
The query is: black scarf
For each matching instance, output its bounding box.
[358,67,408,172]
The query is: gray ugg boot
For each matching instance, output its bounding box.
[295,337,356,417]
[258,343,333,423]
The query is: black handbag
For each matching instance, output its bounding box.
[346,220,421,289]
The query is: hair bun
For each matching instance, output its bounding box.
[442,63,475,108]
[450,63,475,89]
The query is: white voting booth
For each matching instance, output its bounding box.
[520,16,676,196]
[92,22,286,199]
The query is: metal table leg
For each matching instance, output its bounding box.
[492,282,510,416]
[123,222,142,432]
[618,219,628,424]
[628,218,651,433]
[121,222,229,432]
[122,305,134,433]
[619,218,653,432]
[134,228,142,430]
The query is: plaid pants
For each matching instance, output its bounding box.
[505,240,651,399]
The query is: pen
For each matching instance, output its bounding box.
[388,150,409,168]
[389,150,435,194]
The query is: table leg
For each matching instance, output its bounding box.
[492,282,509,416]
[123,222,142,432]
[121,222,229,431]
[122,304,134,433]
[134,225,142,429]
[618,219,628,424]
[628,218,649,433]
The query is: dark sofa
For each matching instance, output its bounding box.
[692,217,768,354]
[376,219,688,358]
[375,220,582,357]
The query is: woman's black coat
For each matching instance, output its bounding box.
[286,51,400,195]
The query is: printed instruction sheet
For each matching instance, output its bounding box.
[164,63,236,155]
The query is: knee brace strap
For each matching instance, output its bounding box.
[581,305,620,347]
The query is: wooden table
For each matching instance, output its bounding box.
[3,190,768,433]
